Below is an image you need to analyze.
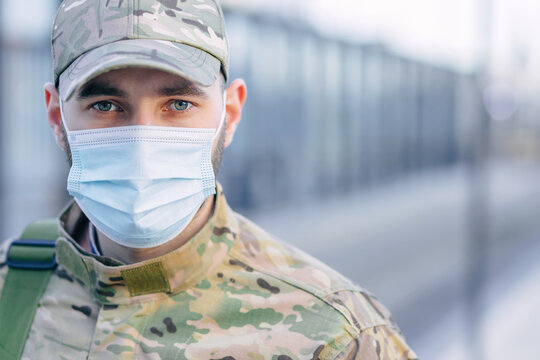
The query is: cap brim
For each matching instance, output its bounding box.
[59,39,220,101]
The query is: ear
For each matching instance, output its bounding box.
[223,79,247,147]
[44,82,66,150]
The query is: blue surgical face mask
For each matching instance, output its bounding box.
[60,95,226,248]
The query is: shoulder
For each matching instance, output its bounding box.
[0,236,85,299]
[228,212,417,359]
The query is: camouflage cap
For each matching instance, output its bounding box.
[52,0,229,100]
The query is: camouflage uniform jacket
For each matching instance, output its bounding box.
[0,186,417,359]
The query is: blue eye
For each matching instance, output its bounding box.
[170,100,192,111]
[93,101,118,112]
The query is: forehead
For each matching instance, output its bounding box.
[73,67,216,100]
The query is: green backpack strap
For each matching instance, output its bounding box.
[0,220,59,360]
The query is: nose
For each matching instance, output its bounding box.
[132,105,155,126]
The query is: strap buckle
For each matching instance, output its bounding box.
[7,239,57,270]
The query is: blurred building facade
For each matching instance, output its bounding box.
[0,0,68,240]
[0,0,492,238]
[220,9,482,213]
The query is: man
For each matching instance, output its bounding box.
[0,0,417,359]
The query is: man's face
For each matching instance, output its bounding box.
[60,67,227,172]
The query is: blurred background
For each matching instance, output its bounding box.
[1,0,539,358]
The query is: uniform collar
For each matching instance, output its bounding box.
[56,184,239,304]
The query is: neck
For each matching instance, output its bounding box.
[96,195,215,264]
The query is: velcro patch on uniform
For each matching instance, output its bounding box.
[121,262,170,297]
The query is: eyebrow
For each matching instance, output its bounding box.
[77,81,126,99]
[76,80,208,100]
[160,84,208,98]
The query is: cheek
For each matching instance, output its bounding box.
[60,111,74,132]
[61,103,86,131]
[62,105,122,131]
[175,107,223,129]
[204,108,224,129]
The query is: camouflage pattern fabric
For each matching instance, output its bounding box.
[0,185,417,359]
[53,0,228,100]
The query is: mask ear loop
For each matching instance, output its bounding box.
[58,99,71,133]
[212,92,227,143]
